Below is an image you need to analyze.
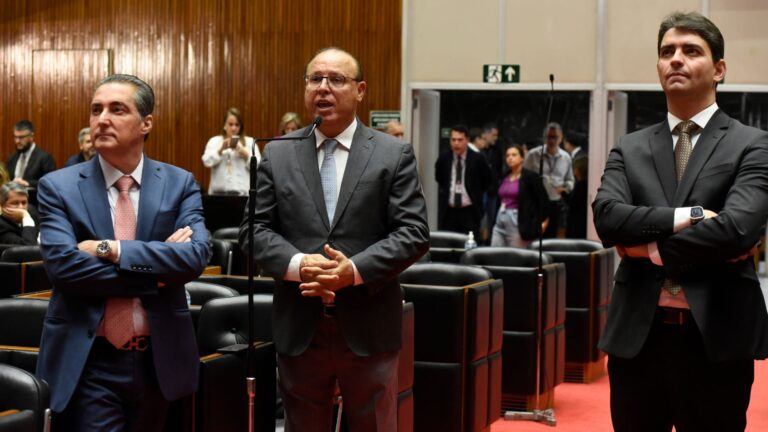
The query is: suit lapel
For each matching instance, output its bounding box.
[673,110,730,206]
[333,125,374,228]
[296,135,331,230]
[78,158,114,239]
[650,122,677,205]
[136,158,164,241]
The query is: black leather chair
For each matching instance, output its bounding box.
[0,246,42,263]
[202,194,247,235]
[530,239,615,383]
[0,362,50,432]
[399,263,501,432]
[0,298,49,373]
[184,281,239,332]
[196,274,275,296]
[0,246,50,295]
[428,231,468,263]
[181,294,276,432]
[210,228,248,275]
[461,247,566,412]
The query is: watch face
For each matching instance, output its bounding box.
[691,207,704,218]
[97,241,110,256]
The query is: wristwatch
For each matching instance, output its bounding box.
[690,206,705,225]
[96,240,112,258]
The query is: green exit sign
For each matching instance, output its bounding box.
[483,64,520,83]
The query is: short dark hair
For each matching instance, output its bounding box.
[482,122,498,133]
[658,12,724,63]
[451,124,469,138]
[14,120,34,134]
[95,74,155,118]
[305,47,364,81]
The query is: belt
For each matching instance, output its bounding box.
[323,303,336,318]
[657,307,693,326]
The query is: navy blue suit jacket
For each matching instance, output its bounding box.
[36,156,210,412]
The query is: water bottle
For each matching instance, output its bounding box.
[464,231,478,250]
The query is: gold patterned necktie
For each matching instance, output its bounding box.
[104,175,137,348]
[674,120,700,182]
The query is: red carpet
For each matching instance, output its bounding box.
[491,359,768,432]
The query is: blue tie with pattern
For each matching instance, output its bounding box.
[320,139,338,222]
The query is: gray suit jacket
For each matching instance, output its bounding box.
[593,110,768,362]
[240,123,429,356]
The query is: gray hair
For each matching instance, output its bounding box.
[543,122,562,135]
[95,74,155,118]
[78,127,91,143]
[0,182,29,205]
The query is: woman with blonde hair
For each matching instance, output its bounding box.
[201,107,259,195]
[278,112,303,136]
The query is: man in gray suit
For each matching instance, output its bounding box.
[240,47,429,432]
[593,12,768,431]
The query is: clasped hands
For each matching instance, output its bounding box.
[299,244,355,304]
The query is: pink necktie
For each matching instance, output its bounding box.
[104,175,138,348]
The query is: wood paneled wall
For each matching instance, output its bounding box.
[0,0,402,188]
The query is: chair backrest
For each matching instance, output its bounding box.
[212,227,240,240]
[460,247,552,267]
[0,363,49,432]
[185,281,239,306]
[0,298,48,347]
[429,231,468,248]
[0,246,42,263]
[399,262,492,287]
[531,238,604,253]
[196,294,273,356]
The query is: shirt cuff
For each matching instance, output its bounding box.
[284,253,305,282]
[21,214,35,227]
[114,240,122,263]
[350,259,364,286]
[648,241,663,266]
[673,207,692,233]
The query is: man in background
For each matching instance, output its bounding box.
[0,181,38,245]
[65,127,95,167]
[435,124,492,237]
[7,120,56,188]
[384,119,405,140]
[524,122,574,237]
[593,12,768,431]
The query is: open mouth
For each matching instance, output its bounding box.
[317,100,334,110]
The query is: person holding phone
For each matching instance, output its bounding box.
[201,107,259,195]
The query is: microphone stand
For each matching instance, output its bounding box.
[504,74,557,426]
[244,117,322,432]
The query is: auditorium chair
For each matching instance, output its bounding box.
[399,262,502,432]
[0,246,51,295]
[0,363,50,432]
[428,230,469,263]
[529,239,615,383]
[461,247,566,412]
[196,274,276,295]
[184,281,239,332]
[0,298,49,373]
[202,194,248,235]
[212,227,251,276]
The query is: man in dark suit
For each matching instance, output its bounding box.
[64,127,95,167]
[0,181,38,245]
[435,124,492,237]
[240,47,429,432]
[593,12,768,432]
[36,74,209,431]
[8,120,56,189]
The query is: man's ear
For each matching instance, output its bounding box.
[714,59,726,85]
[141,114,154,136]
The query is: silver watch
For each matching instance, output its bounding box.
[96,240,112,258]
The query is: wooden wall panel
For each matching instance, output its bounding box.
[0,0,402,189]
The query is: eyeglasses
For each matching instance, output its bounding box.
[304,74,360,89]
[13,133,32,141]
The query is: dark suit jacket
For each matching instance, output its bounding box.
[240,123,429,356]
[593,110,768,362]
[36,156,210,412]
[435,149,492,226]
[498,167,549,241]
[0,214,38,245]
[6,146,56,188]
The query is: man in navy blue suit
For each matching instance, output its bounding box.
[36,74,210,431]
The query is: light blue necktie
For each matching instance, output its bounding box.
[320,139,338,222]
